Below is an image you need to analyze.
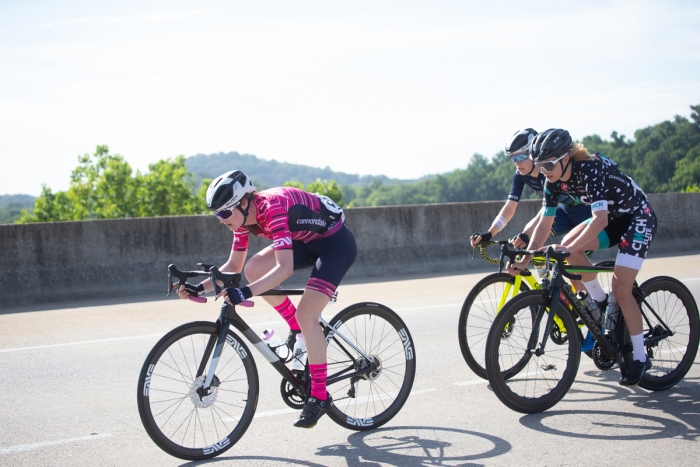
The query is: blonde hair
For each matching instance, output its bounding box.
[569,143,593,162]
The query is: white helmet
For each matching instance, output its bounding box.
[206,170,255,212]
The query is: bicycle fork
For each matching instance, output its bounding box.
[527,286,560,356]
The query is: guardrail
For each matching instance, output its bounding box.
[1,193,698,307]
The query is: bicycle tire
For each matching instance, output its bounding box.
[485,290,581,414]
[137,321,259,460]
[624,276,700,391]
[458,273,531,379]
[324,302,416,431]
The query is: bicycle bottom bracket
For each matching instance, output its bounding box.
[592,341,616,371]
[281,370,306,410]
[189,375,220,408]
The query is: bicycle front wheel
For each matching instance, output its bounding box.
[485,291,580,414]
[629,277,700,391]
[458,273,530,379]
[325,302,416,430]
[137,321,259,461]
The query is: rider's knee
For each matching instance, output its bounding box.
[610,280,632,300]
[243,257,261,282]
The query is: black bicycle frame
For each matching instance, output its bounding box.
[169,263,380,398]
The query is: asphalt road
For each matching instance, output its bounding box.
[1,254,699,467]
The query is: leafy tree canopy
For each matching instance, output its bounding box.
[284,179,344,206]
[18,146,205,223]
[7,103,700,223]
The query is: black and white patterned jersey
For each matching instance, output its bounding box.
[542,154,651,219]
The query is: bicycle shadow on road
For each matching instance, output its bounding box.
[518,370,700,441]
[177,455,328,467]
[315,425,511,467]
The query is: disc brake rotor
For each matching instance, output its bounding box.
[189,375,220,408]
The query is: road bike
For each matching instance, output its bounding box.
[458,240,614,379]
[484,244,699,413]
[136,263,416,460]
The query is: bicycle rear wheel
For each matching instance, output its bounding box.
[325,302,416,430]
[137,321,259,460]
[485,291,580,414]
[458,273,530,379]
[626,277,700,391]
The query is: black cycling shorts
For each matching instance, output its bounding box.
[292,223,357,298]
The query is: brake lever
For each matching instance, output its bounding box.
[210,267,223,297]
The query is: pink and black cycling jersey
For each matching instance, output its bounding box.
[232,187,344,252]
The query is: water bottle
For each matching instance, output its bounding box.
[604,292,619,331]
[261,329,290,360]
[576,290,602,327]
[290,333,307,371]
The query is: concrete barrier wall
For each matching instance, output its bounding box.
[2,193,699,307]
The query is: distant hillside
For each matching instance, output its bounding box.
[185,151,420,189]
[0,194,35,224]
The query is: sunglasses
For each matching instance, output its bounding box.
[534,152,569,172]
[215,209,234,220]
[509,152,529,163]
[214,202,241,220]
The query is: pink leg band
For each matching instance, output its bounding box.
[309,363,327,400]
[273,297,300,331]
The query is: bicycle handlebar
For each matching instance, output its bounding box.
[167,263,304,306]
[471,240,510,265]
[498,244,582,281]
[167,263,243,298]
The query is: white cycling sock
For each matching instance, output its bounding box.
[631,332,646,362]
[583,279,606,302]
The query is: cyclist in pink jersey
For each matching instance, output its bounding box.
[176,170,357,428]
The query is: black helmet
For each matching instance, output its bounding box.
[505,128,538,156]
[205,170,255,212]
[530,128,573,161]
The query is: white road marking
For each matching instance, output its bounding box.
[454,379,487,387]
[396,303,461,312]
[0,335,164,354]
[4,274,695,354]
[0,301,463,354]
[0,320,286,354]
[0,434,111,455]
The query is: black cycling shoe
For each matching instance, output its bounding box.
[293,395,332,428]
[619,358,652,386]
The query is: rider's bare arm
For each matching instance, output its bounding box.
[197,249,247,293]
[245,249,294,296]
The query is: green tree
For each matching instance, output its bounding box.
[19,146,205,223]
[136,156,203,217]
[283,179,344,206]
[283,180,305,189]
[306,179,344,207]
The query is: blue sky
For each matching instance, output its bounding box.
[1,0,699,196]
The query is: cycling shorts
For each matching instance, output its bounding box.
[292,223,357,298]
[551,203,593,237]
[584,209,656,270]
